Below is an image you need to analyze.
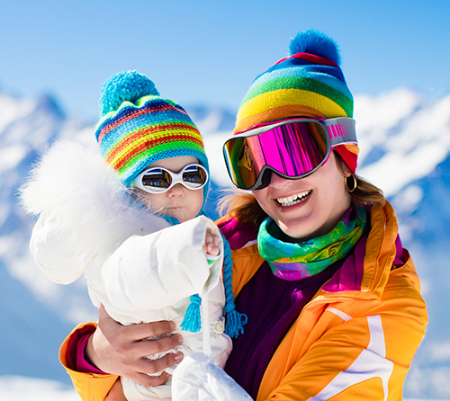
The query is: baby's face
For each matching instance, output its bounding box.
[135,156,204,223]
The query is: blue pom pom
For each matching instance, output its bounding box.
[289,29,341,66]
[99,71,160,117]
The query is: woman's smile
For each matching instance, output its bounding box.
[252,152,351,241]
[276,190,312,207]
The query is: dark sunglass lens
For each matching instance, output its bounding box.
[142,169,171,188]
[182,166,206,187]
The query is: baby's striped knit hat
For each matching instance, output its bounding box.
[95,71,209,191]
[234,29,359,173]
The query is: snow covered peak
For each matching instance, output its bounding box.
[357,91,450,196]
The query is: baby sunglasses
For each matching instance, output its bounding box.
[223,117,357,190]
[133,163,209,194]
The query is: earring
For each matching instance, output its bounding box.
[345,174,357,193]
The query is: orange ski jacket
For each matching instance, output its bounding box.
[60,202,427,400]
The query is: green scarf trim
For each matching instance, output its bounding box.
[257,205,368,281]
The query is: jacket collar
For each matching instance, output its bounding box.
[220,201,403,302]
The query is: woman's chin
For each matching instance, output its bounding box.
[276,212,329,242]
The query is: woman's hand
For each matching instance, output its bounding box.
[86,304,184,387]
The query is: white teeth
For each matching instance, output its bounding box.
[277,191,311,206]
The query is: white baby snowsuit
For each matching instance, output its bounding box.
[21,142,232,401]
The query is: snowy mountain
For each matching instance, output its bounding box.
[0,87,449,399]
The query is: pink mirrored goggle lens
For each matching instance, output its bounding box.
[225,121,328,189]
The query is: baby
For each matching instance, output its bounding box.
[21,71,242,400]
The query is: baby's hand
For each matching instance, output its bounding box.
[203,228,221,257]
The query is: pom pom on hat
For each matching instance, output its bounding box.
[289,29,341,65]
[99,71,160,117]
[233,29,359,173]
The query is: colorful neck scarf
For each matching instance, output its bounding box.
[257,205,368,281]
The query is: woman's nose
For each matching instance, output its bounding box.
[269,171,290,188]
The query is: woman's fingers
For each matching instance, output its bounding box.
[131,352,184,386]
[132,371,170,388]
[87,304,182,380]
[127,320,178,342]
[130,335,183,363]
[99,304,176,341]
[111,319,178,345]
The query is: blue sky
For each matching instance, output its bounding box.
[1,0,449,122]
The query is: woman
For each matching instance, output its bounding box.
[60,30,427,400]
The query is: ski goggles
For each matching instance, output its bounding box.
[133,163,209,194]
[223,117,357,190]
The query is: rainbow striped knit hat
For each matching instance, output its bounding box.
[95,71,209,193]
[234,30,359,173]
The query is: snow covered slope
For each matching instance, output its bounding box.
[0,88,449,398]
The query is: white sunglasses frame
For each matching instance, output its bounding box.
[133,163,209,194]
